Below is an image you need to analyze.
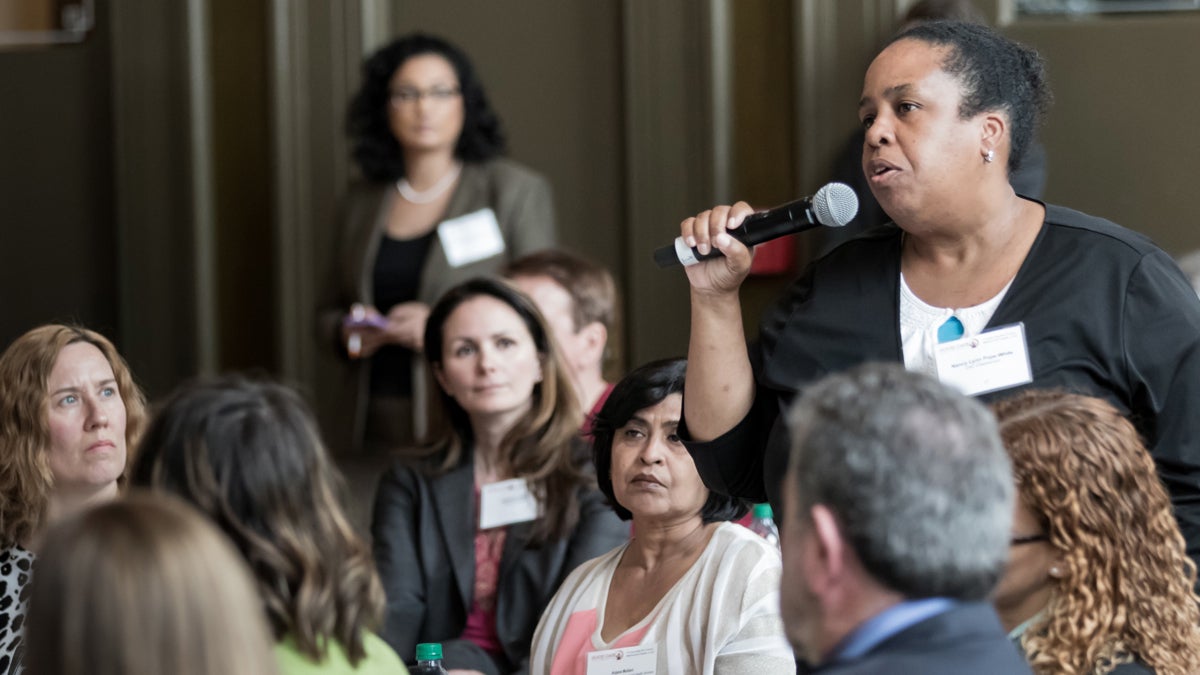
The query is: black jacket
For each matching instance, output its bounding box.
[372,452,628,674]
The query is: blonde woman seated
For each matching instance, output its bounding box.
[131,376,407,674]
[992,390,1200,675]
[531,358,795,674]
[24,494,279,675]
[0,324,146,675]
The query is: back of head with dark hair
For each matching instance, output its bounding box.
[347,32,506,181]
[592,358,748,524]
[889,20,1051,174]
[786,363,1013,601]
[130,375,383,665]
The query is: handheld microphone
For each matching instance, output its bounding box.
[653,182,859,268]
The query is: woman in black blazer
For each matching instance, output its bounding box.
[372,278,627,674]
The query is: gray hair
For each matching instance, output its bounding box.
[786,363,1012,600]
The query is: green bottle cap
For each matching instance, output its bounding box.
[753,503,773,519]
[416,643,443,661]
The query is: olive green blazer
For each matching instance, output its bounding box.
[317,158,556,453]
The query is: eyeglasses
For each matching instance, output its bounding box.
[389,86,461,105]
[1010,533,1049,546]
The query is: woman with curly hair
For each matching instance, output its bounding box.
[0,324,147,675]
[321,32,556,454]
[131,375,408,674]
[992,390,1200,675]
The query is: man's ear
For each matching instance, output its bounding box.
[806,503,847,586]
[579,321,608,365]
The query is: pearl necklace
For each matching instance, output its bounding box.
[396,162,462,204]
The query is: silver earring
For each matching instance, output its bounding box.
[984,149,995,164]
[1049,566,1060,577]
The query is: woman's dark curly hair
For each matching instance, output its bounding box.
[592,358,748,524]
[889,20,1052,175]
[347,32,507,181]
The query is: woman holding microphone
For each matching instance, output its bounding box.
[676,21,1200,566]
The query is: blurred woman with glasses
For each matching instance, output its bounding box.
[992,390,1200,675]
[321,32,557,454]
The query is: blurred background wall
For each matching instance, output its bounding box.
[2,0,1198,450]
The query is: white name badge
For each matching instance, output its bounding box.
[935,322,1034,397]
[586,645,657,675]
[479,478,540,530]
[437,208,506,267]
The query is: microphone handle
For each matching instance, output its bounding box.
[738,202,817,246]
[652,201,818,268]
[652,242,726,267]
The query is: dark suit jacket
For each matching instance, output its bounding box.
[317,158,556,452]
[808,602,1031,674]
[371,452,628,674]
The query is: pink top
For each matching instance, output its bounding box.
[580,382,617,438]
[550,609,653,675]
[461,489,507,657]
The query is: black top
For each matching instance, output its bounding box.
[369,231,437,397]
[683,201,1200,569]
[371,447,628,674]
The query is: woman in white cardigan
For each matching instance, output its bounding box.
[530,358,795,675]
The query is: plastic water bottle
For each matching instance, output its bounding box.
[412,643,449,674]
[748,503,780,548]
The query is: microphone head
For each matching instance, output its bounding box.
[813,182,859,228]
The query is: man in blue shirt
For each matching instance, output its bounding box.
[780,363,1031,674]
